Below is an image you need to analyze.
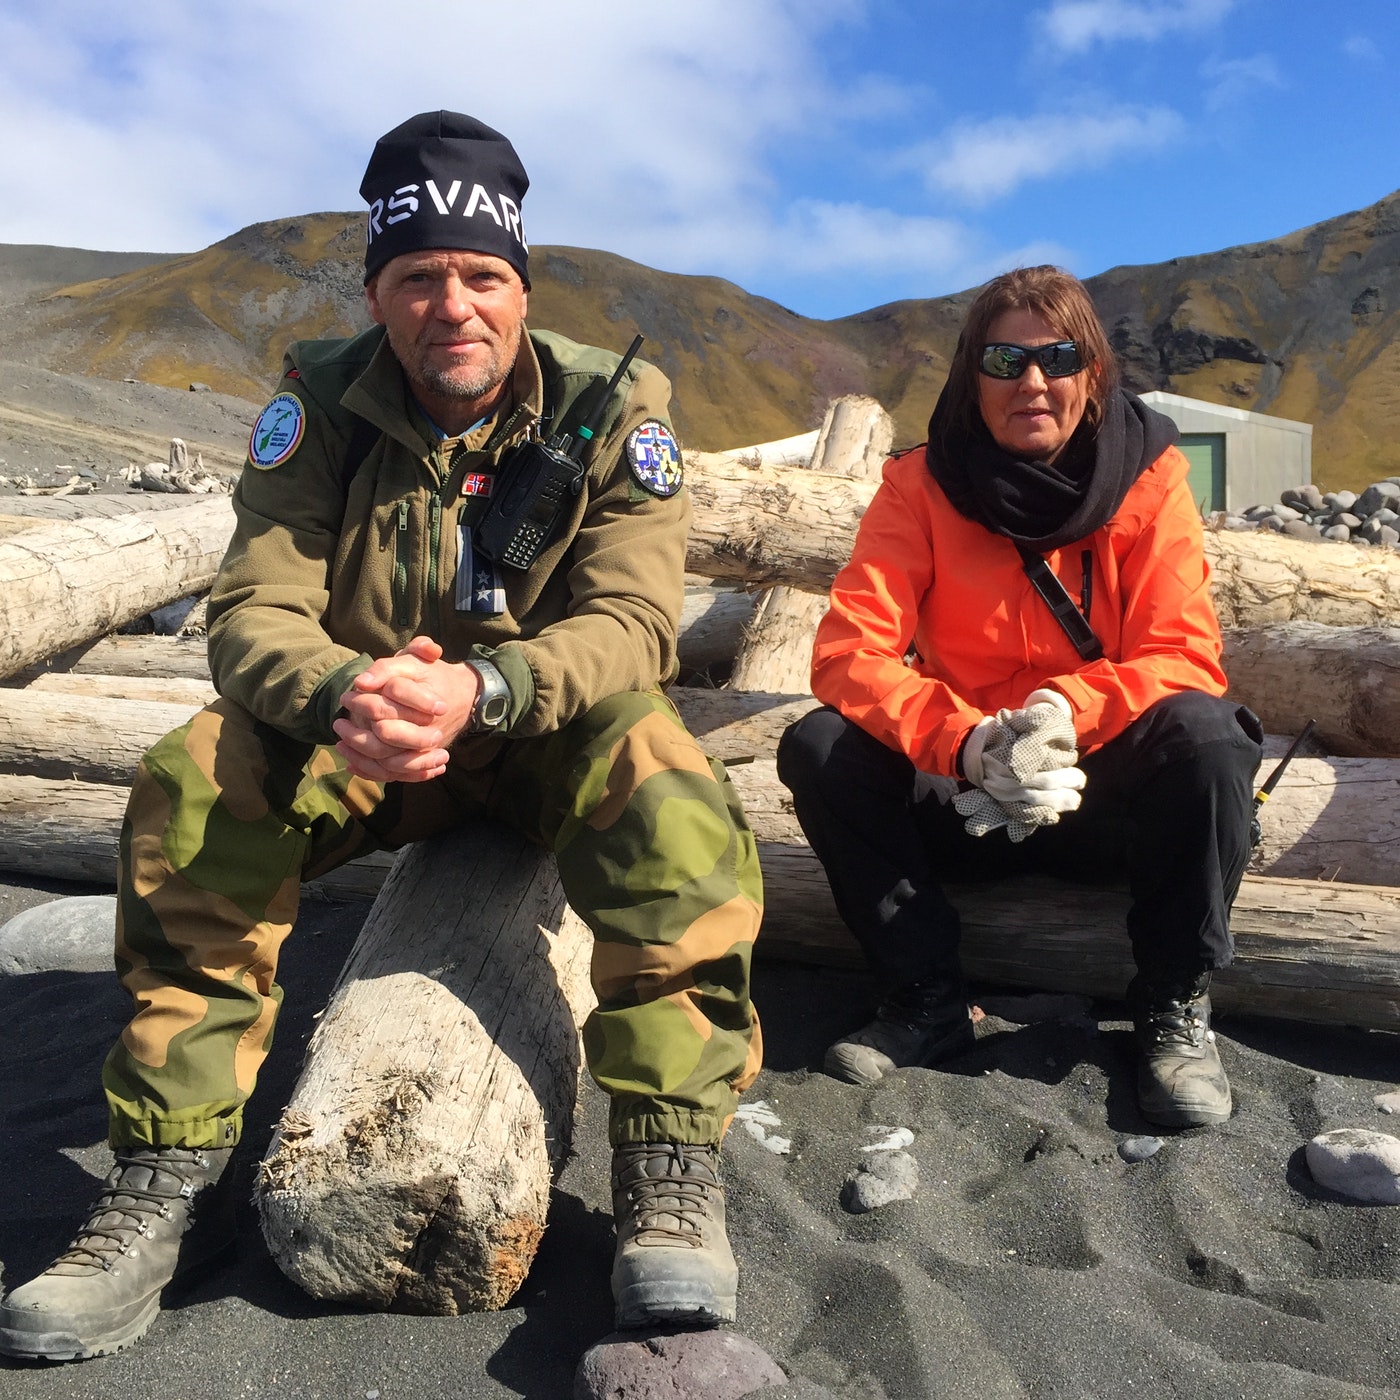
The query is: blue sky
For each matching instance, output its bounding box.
[0,1,1393,320]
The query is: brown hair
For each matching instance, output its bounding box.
[940,265,1119,438]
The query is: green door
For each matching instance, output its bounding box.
[1178,433,1225,513]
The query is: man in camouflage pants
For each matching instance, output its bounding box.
[0,112,762,1362]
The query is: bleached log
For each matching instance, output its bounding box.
[256,825,595,1313]
[12,632,213,682]
[1,684,1395,885]
[755,852,1400,1032]
[689,430,818,470]
[677,584,755,675]
[1222,622,1400,757]
[728,397,890,694]
[9,672,218,707]
[681,458,1400,630]
[0,499,234,681]
[1204,529,1400,628]
[14,588,746,687]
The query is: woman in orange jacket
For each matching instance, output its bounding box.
[776,266,1262,1129]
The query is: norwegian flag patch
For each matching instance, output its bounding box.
[461,473,495,498]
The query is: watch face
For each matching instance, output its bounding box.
[481,694,510,725]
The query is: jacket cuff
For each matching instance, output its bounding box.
[304,654,373,745]
[473,644,536,733]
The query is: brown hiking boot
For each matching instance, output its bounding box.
[0,1145,235,1361]
[610,1142,736,1328]
[824,975,975,1086]
[1130,972,1233,1127]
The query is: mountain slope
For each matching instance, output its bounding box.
[4,191,1398,488]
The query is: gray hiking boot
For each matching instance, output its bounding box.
[0,1145,235,1361]
[611,1141,736,1328]
[1130,972,1232,1127]
[824,976,975,1086]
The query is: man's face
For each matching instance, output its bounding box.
[366,250,528,428]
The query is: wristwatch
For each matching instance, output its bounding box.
[464,658,512,732]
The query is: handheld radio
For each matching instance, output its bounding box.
[476,334,645,569]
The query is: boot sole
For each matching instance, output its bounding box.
[614,1280,737,1329]
[0,1292,161,1362]
[0,1235,236,1362]
[824,1016,976,1086]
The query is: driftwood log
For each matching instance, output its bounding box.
[1,687,1396,884]
[255,825,595,1313]
[1222,622,1400,757]
[681,457,1400,628]
[3,765,1394,1029]
[0,499,235,681]
[728,396,890,693]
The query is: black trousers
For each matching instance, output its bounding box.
[776,691,1263,995]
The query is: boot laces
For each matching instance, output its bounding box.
[1141,1001,1208,1051]
[616,1143,719,1248]
[57,1149,214,1272]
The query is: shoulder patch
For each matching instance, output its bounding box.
[626,420,683,498]
[247,392,306,469]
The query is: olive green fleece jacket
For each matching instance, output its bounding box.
[206,325,689,744]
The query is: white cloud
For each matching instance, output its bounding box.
[1201,53,1284,112]
[910,107,1185,205]
[1342,34,1382,64]
[1039,0,1235,53]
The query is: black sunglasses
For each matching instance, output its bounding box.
[979,341,1084,380]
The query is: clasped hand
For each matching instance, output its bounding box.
[954,688,1086,842]
[332,636,479,784]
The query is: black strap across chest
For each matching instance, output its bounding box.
[1016,545,1104,662]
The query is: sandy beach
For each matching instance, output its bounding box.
[2,868,1397,1399]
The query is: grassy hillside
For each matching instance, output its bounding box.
[6,191,1399,488]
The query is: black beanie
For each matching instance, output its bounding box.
[359,111,530,286]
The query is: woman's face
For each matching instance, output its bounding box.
[976,307,1090,464]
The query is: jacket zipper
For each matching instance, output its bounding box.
[427,488,443,634]
[393,500,410,626]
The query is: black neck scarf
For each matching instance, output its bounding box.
[925,386,1178,553]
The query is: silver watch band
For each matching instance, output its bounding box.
[465,658,511,732]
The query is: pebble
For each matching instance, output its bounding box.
[1118,1136,1163,1163]
[1305,1129,1400,1204]
[841,1149,919,1213]
[574,1328,786,1399]
[1374,1091,1400,1115]
[0,896,116,975]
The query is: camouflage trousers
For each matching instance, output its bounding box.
[104,690,762,1151]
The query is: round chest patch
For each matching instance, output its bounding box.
[247,392,306,469]
[626,420,683,498]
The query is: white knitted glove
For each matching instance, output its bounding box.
[953,695,1083,842]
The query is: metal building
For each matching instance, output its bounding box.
[1139,391,1312,513]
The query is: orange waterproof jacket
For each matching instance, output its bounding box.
[810,442,1227,777]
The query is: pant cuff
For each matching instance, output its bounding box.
[108,1110,242,1151]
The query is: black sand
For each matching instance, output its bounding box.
[2,875,1398,1399]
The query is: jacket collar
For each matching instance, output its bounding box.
[339,324,544,458]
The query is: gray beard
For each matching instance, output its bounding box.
[416,362,508,402]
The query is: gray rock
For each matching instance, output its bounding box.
[1322,525,1352,542]
[1356,482,1400,517]
[1217,514,1255,531]
[0,896,116,975]
[1242,503,1277,522]
[1323,491,1357,511]
[1336,512,1363,529]
[1305,1129,1400,1204]
[1270,504,1304,522]
[575,1329,786,1400]
[1260,515,1286,532]
[1371,507,1399,528]
[841,1149,919,1213]
[1380,525,1400,547]
[1282,484,1323,511]
[1281,519,1322,541]
[1118,1136,1163,1163]
[1373,1090,1400,1115]
[188,381,213,393]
